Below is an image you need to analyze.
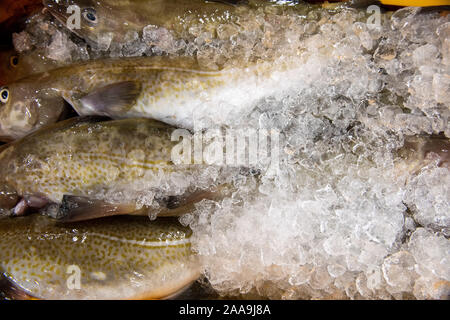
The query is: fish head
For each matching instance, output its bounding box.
[43,0,124,48]
[0,81,65,141]
[0,48,21,86]
[0,48,60,85]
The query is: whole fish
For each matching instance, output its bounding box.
[0,116,229,222]
[0,54,301,141]
[42,0,281,47]
[43,0,449,49]
[0,214,200,300]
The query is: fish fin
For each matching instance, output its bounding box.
[57,195,140,222]
[0,273,37,300]
[157,184,232,217]
[11,199,28,217]
[80,81,142,117]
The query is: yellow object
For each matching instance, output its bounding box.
[380,0,450,6]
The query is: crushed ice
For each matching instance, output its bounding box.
[11,5,450,299]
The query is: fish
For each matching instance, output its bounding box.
[0,74,67,142]
[42,0,450,49]
[42,0,265,47]
[0,45,73,142]
[0,54,303,140]
[0,214,200,300]
[0,116,229,222]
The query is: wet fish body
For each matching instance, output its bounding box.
[0,214,200,299]
[0,117,225,221]
[0,55,300,140]
[43,0,295,47]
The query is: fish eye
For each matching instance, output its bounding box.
[82,8,98,24]
[10,55,19,68]
[0,88,9,104]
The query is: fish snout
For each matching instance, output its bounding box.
[43,0,72,23]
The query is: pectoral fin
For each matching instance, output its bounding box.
[79,81,142,117]
[57,195,143,222]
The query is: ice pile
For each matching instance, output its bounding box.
[11,5,450,299]
[183,7,450,299]
[13,13,90,63]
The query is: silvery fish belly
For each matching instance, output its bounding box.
[0,117,227,222]
[0,215,200,300]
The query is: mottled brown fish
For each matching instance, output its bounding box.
[0,214,200,300]
[42,0,268,47]
[0,53,303,141]
[0,116,228,222]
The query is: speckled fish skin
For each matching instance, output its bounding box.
[0,53,299,140]
[0,56,214,140]
[0,116,219,220]
[43,0,299,46]
[0,214,200,300]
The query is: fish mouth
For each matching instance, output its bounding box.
[43,0,91,43]
[43,0,72,25]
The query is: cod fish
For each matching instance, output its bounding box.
[0,54,301,140]
[43,0,264,47]
[0,214,200,300]
[0,116,227,222]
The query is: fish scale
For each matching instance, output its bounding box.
[0,215,200,300]
[0,116,231,222]
[0,118,179,203]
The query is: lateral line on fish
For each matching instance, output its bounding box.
[84,232,191,248]
[81,65,226,76]
[49,152,173,169]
